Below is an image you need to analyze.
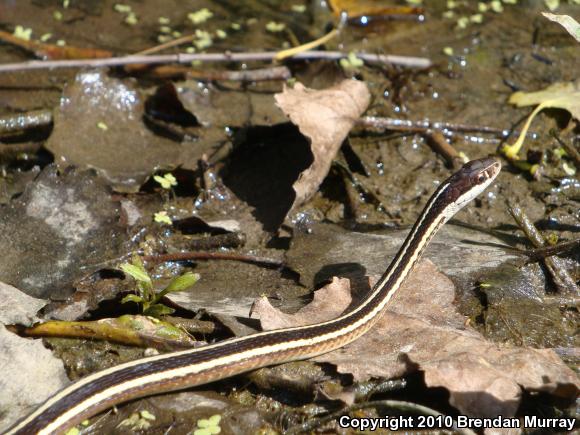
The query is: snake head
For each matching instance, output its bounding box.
[441,156,501,215]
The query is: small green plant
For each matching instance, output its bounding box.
[339,51,364,73]
[153,210,172,225]
[153,172,177,190]
[194,414,222,435]
[119,255,200,317]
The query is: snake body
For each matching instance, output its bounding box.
[6,157,501,434]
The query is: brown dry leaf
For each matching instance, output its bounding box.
[251,277,351,329]
[274,80,370,211]
[252,261,579,417]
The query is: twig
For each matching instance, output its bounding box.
[275,29,338,60]
[135,33,197,56]
[0,142,43,157]
[359,116,523,137]
[542,296,580,306]
[524,238,580,261]
[16,317,201,351]
[185,65,291,81]
[0,29,111,60]
[175,233,246,251]
[333,160,394,218]
[424,129,463,169]
[353,378,407,400]
[142,251,284,268]
[127,64,290,80]
[550,129,580,169]
[552,347,580,361]
[163,316,218,335]
[0,109,53,134]
[285,399,476,435]
[507,202,579,295]
[0,50,432,73]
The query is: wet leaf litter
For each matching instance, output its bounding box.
[0,1,578,434]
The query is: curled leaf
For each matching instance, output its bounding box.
[252,277,351,329]
[274,80,371,211]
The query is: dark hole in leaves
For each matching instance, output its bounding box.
[221,123,313,232]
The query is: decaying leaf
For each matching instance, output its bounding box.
[251,277,351,329]
[274,80,371,211]
[502,80,580,160]
[542,12,580,43]
[252,260,579,417]
[21,315,201,351]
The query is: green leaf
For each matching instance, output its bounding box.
[120,263,151,284]
[164,272,200,293]
[137,280,153,301]
[144,304,175,317]
[154,211,172,225]
[153,173,177,189]
[121,294,144,304]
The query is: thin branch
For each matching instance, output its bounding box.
[184,65,290,81]
[174,233,246,251]
[524,238,580,261]
[424,129,463,169]
[507,202,579,295]
[550,129,580,169]
[0,50,432,73]
[275,29,338,60]
[135,33,197,56]
[359,116,522,137]
[142,251,284,268]
[542,296,580,306]
[0,109,53,134]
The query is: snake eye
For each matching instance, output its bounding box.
[476,173,487,184]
